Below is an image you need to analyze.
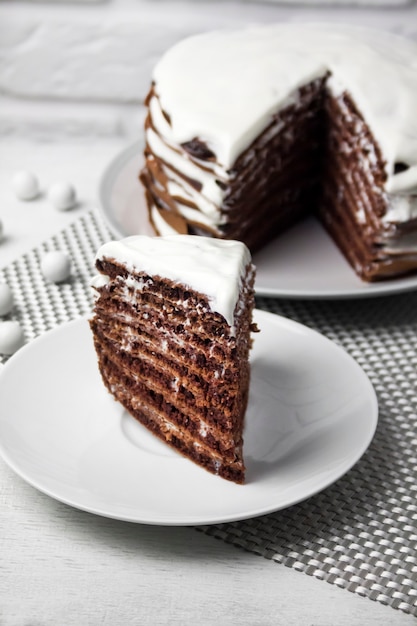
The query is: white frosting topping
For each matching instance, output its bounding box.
[90,273,110,289]
[95,235,252,327]
[150,207,179,237]
[166,180,221,224]
[383,195,417,224]
[146,127,224,204]
[152,23,417,193]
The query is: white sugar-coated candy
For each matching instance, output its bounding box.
[0,321,24,355]
[41,251,71,283]
[12,171,40,201]
[0,283,14,316]
[48,181,77,211]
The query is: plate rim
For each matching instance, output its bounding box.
[0,311,379,525]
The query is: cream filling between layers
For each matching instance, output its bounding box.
[146,126,225,206]
[383,195,417,224]
[149,163,225,233]
[95,308,245,446]
[109,378,243,471]
[151,207,179,236]
[166,180,223,225]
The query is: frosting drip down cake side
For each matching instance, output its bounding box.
[90,235,257,484]
[140,24,417,282]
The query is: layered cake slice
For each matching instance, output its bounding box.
[90,235,256,483]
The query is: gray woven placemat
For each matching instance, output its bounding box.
[0,209,416,616]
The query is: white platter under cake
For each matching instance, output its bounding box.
[98,141,417,300]
[0,311,378,525]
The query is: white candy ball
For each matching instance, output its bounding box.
[0,321,24,355]
[48,181,77,211]
[12,171,40,201]
[0,283,14,316]
[41,251,71,283]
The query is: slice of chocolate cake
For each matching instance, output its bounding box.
[89,235,256,484]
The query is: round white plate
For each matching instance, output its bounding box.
[98,141,417,300]
[0,311,378,525]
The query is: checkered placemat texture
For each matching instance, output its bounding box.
[0,211,113,354]
[0,209,416,616]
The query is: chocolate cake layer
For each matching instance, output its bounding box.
[320,92,417,280]
[90,237,256,484]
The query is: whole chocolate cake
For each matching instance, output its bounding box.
[90,235,256,483]
[140,24,417,282]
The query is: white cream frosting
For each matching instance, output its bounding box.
[166,180,221,224]
[383,195,417,224]
[146,127,225,206]
[95,235,252,328]
[152,23,417,194]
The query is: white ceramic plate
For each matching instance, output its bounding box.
[98,141,417,300]
[0,311,378,525]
